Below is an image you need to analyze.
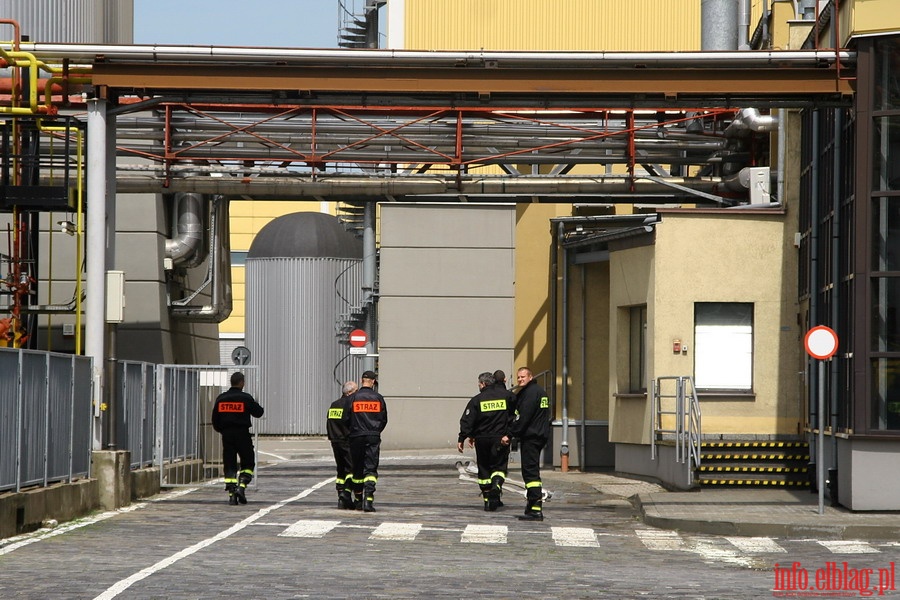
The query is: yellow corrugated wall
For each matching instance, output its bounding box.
[403,0,702,51]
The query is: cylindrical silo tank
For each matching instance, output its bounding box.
[0,0,133,43]
[246,212,364,435]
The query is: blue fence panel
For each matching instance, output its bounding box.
[46,354,75,484]
[19,351,49,489]
[0,348,92,493]
[71,356,93,478]
[119,361,156,469]
[0,350,20,492]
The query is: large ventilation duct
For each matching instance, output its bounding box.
[169,196,232,322]
[165,192,208,268]
[701,0,739,51]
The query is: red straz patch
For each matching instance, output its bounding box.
[353,401,381,413]
[219,402,244,413]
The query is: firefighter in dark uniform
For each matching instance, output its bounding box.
[458,372,511,511]
[343,370,388,512]
[491,369,517,506]
[511,366,550,521]
[212,372,264,505]
[327,380,358,509]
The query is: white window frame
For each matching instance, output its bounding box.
[694,302,753,391]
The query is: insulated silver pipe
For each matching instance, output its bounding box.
[112,175,731,197]
[14,42,854,68]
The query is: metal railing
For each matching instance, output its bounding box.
[0,347,93,493]
[650,375,702,486]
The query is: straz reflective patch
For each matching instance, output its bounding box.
[539,396,550,409]
[480,399,507,412]
[219,401,244,413]
[353,401,381,413]
[328,408,344,419]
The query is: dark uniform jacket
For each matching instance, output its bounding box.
[488,381,517,420]
[211,387,264,432]
[344,386,387,437]
[458,387,512,443]
[327,395,351,442]
[510,379,550,442]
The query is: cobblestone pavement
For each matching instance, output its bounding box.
[1,442,898,599]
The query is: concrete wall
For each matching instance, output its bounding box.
[837,438,900,511]
[378,203,515,449]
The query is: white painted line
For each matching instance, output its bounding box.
[461,524,508,544]
[551,527,599,548]
[279,520,341,538]
[635,529,684,551]
[688,539,755,568]
[818,540,880,554]
[370,522,422,541]
[725,536,786,554]
[258,450,289,461]
[92,477,333,600]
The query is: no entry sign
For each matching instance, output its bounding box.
[804,325,838,360]
[349,329,368,348]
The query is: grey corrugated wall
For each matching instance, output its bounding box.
[246,257,363,435]
[0,0,134,44]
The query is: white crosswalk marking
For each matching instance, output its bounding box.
[461,524,508,544]
[551,527,600,548]
[725,536,786,553]
[818,540,880,554]
[635,529,684,551]
[370,522,422,541]
[278,520,340,538]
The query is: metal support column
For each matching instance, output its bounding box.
[362,201,376,373]
[86,98,108,450]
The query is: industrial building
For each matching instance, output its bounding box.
[1,0,898,521]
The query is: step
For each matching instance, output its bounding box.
[700,452,810,462]
[697,465,808,475]
[702,441,808,450]
[696,477,811,487]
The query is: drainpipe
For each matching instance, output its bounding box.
[549,220,559,468]
[738,0,752,50]
[558,221,569,472]
[808,109,820,480]
[829,102,842,501]
[777,109,786,204]
[580,264,587,471]
[362,201,376,373]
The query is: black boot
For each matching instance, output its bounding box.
[353,493,363,510]
[226,483,238,505]
[234,485,247,505]
[338,490,353,510]
[363,497,376,512]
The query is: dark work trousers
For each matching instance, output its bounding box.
[330,441,353,494]
[221,428,256,483]
[349,434,382,500]
[474,437,508,498]
[519,436,546,513]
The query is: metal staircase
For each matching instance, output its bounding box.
[338,0,384,49]
[695,440,810,488]
[334,201,377,346]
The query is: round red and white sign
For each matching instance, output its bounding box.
[804,325,838,360]
[348,329,368,348]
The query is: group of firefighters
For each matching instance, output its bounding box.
[212,366,547,520]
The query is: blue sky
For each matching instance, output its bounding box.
[133,0,340,48]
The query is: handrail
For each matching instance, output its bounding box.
[651,375,702,487]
